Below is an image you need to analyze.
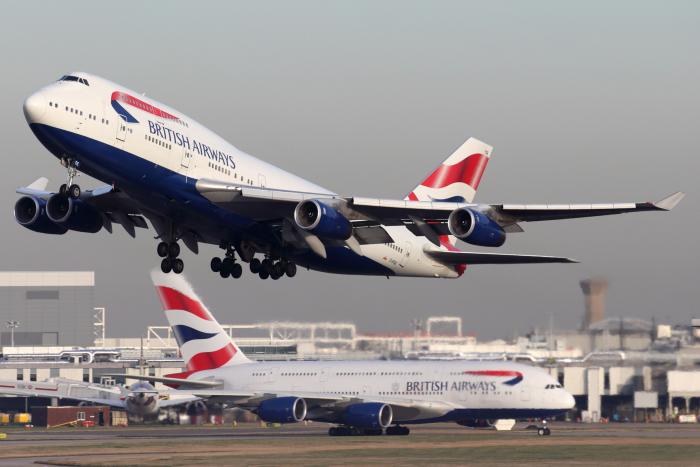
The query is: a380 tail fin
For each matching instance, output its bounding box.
[405,137,493,203]
[150,270,250,374]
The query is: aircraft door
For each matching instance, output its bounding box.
[180,147,192,169]
[116,119,127,142]
[258,174,266,188]
[519,386,531,402]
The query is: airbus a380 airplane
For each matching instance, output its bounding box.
[18,72,683,280]
[118,271,575,436]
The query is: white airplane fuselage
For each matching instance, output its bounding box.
[23,72,460,278]
[187,359,573,423]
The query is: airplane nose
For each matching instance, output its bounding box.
[23,92,47,123]
[563,391,575,409]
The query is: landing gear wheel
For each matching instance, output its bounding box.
[231,263,243,279]
[537,427,546,436]
[261,258,273,274]
[544,427,551,436]
[219,269,230,278]
[59,184,68,196]
[259,269,269,280]
[386,426,410,436]
[222,257,234,273]
[273,262,284,277]
[168,242,180,258]
[285,262,297,277]
[68,184,81,199]
[210,257,222,272]
[160,258,172,274]
[249,258,261,274]
[157,242,169,258]
[172,258,184,274]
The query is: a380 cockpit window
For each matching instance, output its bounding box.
[58,75,89,86]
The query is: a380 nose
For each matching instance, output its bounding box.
[23,92,47,123]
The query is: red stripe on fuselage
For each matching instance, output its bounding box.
[111,92,180,121]
[186,342,237,372]
[464,370,522,377]
[156,286,212,321]
[421,153,489,190]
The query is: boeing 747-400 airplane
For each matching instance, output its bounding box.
[17,73,684,279]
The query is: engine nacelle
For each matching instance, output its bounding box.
[342,402,393,429]
[14,196,67,235]
[46,194,103,233]
[293,200,352,240]
[447,208,506,247]
[257,397,307,423]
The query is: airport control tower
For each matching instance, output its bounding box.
[580,278,608,330]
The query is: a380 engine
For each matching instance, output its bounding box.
[45,194,103,233]
[14,196,67,234]
[257,396,307,424]
[341,402,393,429]
[293,200,352,240]
[447,208,506,247]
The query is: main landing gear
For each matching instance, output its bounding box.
[249,257,296,280]
[59,157,81,199]
[158,241,184,274]
[328,425,410,436]
[210,244,243,279]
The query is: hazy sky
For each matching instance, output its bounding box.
[1,1,697,340]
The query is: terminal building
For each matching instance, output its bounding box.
[0,271,96,346]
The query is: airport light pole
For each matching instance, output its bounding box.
[6,320,20,347]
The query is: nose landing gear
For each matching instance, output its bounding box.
[59,158,81,199]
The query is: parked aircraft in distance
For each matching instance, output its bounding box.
[0,377,199,421]
[17,73,684,279]
[117,271,575,436]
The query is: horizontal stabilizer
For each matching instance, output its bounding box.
[425,249,577,265]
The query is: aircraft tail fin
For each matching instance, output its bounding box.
[150,270,250,375]
[405,137,493,203]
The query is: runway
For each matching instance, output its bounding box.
[1,422,700,466]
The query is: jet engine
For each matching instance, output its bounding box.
[257,396,307,423]
[14,196,67,234]
[341,402,393,429]
[46,194,103,233]
[447,208,506,247]
[293,200,352,240]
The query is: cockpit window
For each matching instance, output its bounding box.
[58,75,89,86]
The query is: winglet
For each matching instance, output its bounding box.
[654,192,685,211]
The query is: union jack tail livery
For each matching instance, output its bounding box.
[406,137,492,204]
[151,270,250,374]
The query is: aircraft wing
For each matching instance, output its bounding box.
[111,374,223,389]
[196,179,684,226]
[424,249,577,264]
[175,388,455,422]
[158,395,202,408]
[0,380,126,408]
